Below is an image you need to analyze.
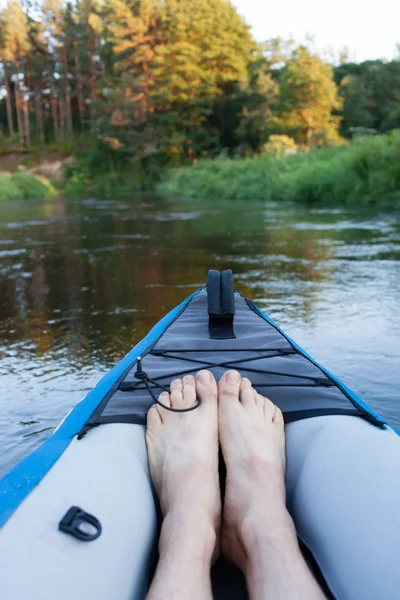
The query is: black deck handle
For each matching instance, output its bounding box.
[207,269,236,339]
[207,270,221,315]
[221,270,235,314]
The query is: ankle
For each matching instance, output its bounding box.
[240,497,297,559]
[159,509,217,563]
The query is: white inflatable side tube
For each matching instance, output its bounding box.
[0,424,157,600]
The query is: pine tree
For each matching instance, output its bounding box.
[1,0,31,147]
[154,0,257,158]
[42,0,74,140]
[0,16,15,137]
[99,0,256,162]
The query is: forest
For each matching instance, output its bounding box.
[1,0,400,202]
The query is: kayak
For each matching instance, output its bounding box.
[1,269,400,600]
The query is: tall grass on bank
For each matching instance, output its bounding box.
[158,132,400,207]
[63,151,159,197]
[0,171,56,201]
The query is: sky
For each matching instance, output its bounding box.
[0,0,398,63]
[232,0,400,62]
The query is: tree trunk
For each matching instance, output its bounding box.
[62,49,73,139]
[75,56,85,132]
[65,83,73,139]
[4,73,14,136]
[88,32,97,132]
[23,93,31,147]
[23,72,31,147]
[34,82,45,145]
[14,80,25,148]
[59,91,65,141]
[49,73,60,143]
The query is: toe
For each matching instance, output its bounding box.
[262,395,276,421]
[170,378,184,406]
[147,403,163,430]
[254,391,265,409]
[239,378,256,407]
[157,390,172,417]
[218,370,241,408]
[196,370,218,406]
[181,375,197,408]
[273,404,285,429]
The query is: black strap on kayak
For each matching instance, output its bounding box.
[119,348,334,393]
[208,269,236,340]
[79,346,380,437]
[133,356,201,413]
[77,278,385,436]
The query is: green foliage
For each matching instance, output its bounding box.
[0,0,398,191]
[95,0,257,165]
[0,174,21,200]
[335,60,400,137]
[263,134,297,157]
[63,145,160,196]
[231,61,279,153]
[158,132,400,207]
[272,44,342,147]
[0,171,56,200]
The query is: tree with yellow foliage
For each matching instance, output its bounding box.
[274,45,342,147]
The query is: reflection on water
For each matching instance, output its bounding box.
[0,196,399,475]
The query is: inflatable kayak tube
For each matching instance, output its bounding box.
[1,270,400,600]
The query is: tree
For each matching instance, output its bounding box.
[0,16,15,137]
[97,0,256,163]
[7,0,399,173]
[234,60,279,153]
[273,45,342,147]
[335,60,400,137]
[41,0,74,140]
[0,0,31,146]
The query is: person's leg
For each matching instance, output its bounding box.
[146,370,220,600]
[218,370,325,600]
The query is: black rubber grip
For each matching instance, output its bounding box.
[221,270,235,315]
[207,269,236,339]
[207,269,221,315]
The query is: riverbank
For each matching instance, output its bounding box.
[0,147,71,201]
[158,133,400,207]
[0,171,56,201]
[1,132,400,205]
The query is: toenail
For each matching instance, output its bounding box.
[227,370,240,383]
[197,370,212,383]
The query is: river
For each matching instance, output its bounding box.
[0,196,399,476]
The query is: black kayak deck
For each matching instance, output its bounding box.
[80,287,383,435]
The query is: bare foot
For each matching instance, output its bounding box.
[146,370,221,559]
[218,370,325,600]
[218,370,286,570]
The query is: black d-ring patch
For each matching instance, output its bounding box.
[59,506,102,541]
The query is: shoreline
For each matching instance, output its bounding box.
[1,132,400,207]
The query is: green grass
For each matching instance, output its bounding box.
[63,156,159,198]
[0,171,57,201]
[158,132,400,207]
[63,169,144,197]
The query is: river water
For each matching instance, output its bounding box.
[0,196,399,476]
